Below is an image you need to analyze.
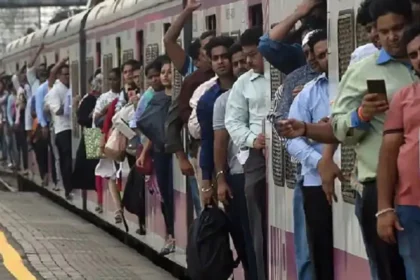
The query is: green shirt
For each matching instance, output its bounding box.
[331,50,418,182]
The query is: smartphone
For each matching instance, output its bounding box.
[367,79,388,103]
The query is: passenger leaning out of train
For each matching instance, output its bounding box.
[377,23,420,280]
[224,26,267,280]
[197,36,258,280]
[137,57,175,255]
[163,0,216,217]
[277,0,414,279]
[47,64,73,200]
[286,30,334,280]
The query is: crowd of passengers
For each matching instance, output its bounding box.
[2,0,420,279]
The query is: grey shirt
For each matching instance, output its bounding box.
[213,91,243,175]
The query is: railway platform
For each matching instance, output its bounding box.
[0,189,178,280]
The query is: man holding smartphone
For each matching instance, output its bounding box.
[277,0,415,279]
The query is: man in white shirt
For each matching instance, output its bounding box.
[48,64,72,200]
[225,26,269,280]
[350,0,381,65]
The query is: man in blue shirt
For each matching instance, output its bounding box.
[286,30,333,280]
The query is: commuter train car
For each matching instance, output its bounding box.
[0,0,375,279]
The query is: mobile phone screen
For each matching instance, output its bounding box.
[366,79,388,103]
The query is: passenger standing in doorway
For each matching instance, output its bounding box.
[137,58,175,255]
[225,26,268,280]
[48,64,72,200]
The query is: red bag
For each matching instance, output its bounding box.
[136,144,153,175]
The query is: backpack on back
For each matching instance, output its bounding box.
[187,207,239,280]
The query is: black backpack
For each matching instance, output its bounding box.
[187,206,240,280]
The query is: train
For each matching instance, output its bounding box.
[0,0,372,279]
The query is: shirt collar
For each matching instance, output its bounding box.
[250,70,263,81]
[376,48,393,65]
[314,72,328,83]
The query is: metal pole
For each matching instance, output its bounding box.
[182,0,195,227]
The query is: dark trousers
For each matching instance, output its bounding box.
[153,151,174,236]
[302,186,334,280]
[15,125,28,169]
[225,173,258,280]
[356,182,406,280]
[33,126,57,184]
[55,130,72,195]
[126,153,146,231]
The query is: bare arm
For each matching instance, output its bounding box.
[305,122,339,144]
[48,57,68,88]
[28,44,44,68]
[163,0,200,73]
[268,0,320,41]
[214,129,229,185]
[377,133,403,211]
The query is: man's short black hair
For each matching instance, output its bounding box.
[188,38,201,61]
[240,26,263,47]
[47,64,55,77]
[205,36,235,58]
[357,0,374,26]
[200,30,216,41]
[228,43,243,57]
[121,59,138,71]
[403,23,420,46]
[110,67,121,77]
[94,67,101,76]
[307,29,327,52]
[145,59,163,76]
[370,0,412,23]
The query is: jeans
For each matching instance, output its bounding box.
[15,124,28,169]
[293,182,314,280]
[188,175,202,216]
[397,205,420,280]
[33,125,58,184]
[225,173,258,280]
[153,151,174,236]
[357,182,406,280]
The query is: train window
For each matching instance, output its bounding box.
[43,55,47,65]
[116,37,121,68]
[16,63,19,72]
[249,4,263,27]
[55,53,59,62]
[102,54,113,92]
[145,44,159,64]
[122,50,134,63]
[96,42,102,67]
[206,14,216,31]
[163,23,171,34]
[136,30,144,66]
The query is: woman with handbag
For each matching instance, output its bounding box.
[72,72,102,194]
[137,57,175,255]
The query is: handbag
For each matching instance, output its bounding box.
[136,144,153,175]
[83,127,102,159]
[104,128,127,162]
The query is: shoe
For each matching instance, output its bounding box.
[65,193,73,201]
[159,239,175,256]
[95,205,103,214]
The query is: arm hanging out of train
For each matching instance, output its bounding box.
[48,57,68,90]
[258,0,323,74]
[163,0,201,76]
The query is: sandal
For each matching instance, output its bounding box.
[114,210,123,224]
[52,186,60,192]
[159,239,175,256]
[95,205,103,214]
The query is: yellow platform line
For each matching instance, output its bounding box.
[0,231,36,280]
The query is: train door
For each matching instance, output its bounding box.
[328,0,371,278]
[264,0,297,278]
